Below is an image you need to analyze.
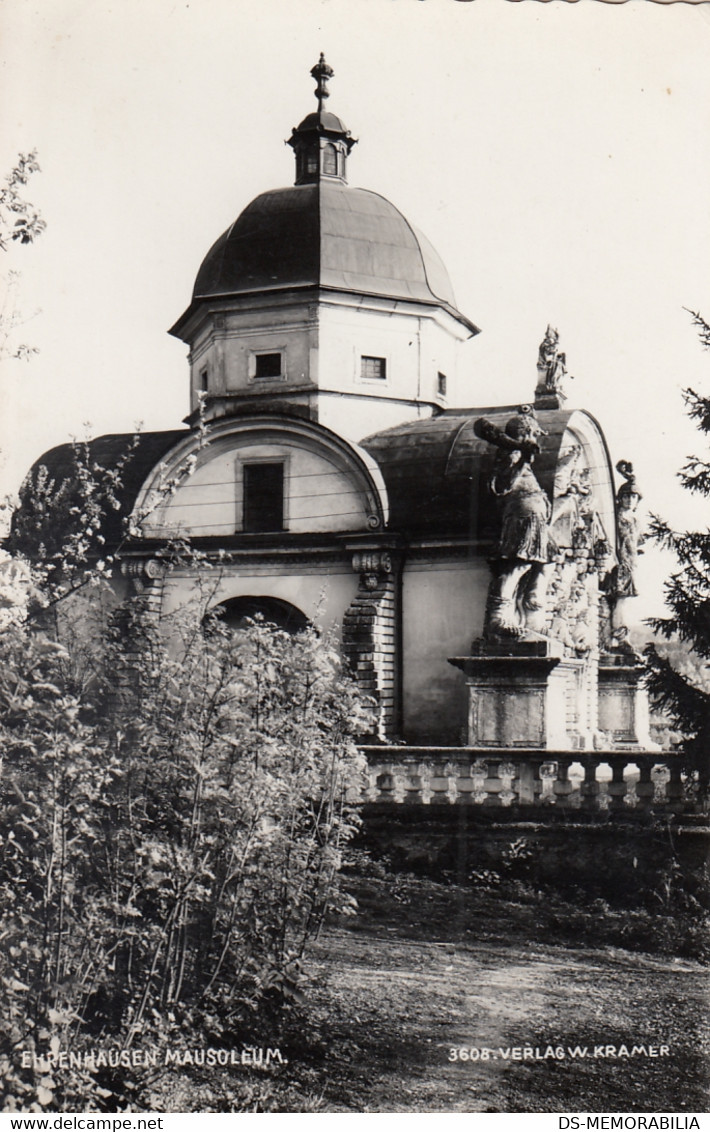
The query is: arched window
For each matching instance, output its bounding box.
[323,143,337,176]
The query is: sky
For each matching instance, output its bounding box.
[1,0,709,625]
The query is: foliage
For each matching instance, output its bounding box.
[6,436,139,614]
[0,151,46,365]
[0,270,40,365]
[0,152,46,252]
[0,433,371,1110]
[0,599,369,1110]
[644,310,710,784]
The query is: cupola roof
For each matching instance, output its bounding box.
[170,57,478,339]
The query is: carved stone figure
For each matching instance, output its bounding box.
[613,460,643,598]
[536,325,569,403]
[550,443,593,546]
[601,460,644,655]
[474,406,553,640]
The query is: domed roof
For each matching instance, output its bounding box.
[294,110,349,134]
[187,181,475,327]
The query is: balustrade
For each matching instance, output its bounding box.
[361,747,704,815]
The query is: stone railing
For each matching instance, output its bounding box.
[360,747,706,816]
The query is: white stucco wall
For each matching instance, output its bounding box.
[401,556,490,744]
[316,302,462,439]
[189,300,317,408]
[140,436,374,538]
[159,561,359,639]
[186,293,470,440]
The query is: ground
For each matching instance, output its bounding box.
[301,928,705,1112]
[146,874,709,1114]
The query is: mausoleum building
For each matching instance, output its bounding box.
[19,58,665,806]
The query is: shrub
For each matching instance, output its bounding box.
[0,600,370,1110]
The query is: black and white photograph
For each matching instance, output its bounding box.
[0,0,708,1118]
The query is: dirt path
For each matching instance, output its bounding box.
[298,928,708,1113]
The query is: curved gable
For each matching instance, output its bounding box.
[135,416,389,540]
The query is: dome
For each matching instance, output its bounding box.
[293,110,349,134]
[189,180,473,323]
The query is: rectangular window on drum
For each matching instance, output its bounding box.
[254,352,283,379]
[361,355,387,381]
[243,462,284,532]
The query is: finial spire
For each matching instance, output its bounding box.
[311,53,334,112]
[288,55,356,186]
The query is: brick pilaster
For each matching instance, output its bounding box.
[342,550,400,741]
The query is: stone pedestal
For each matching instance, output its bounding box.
[449,640,588,750]
[598,657,658,750]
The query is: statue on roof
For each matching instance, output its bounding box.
[535,325,570,408]
[474,405,554,641]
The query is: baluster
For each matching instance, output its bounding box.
[375,767,394,802]
[365,765,380,803]
[429,761,452,804]
[471,759,488,804]
[553,759,576,806]
[580,760,600,811]
[516,760,537,806]
[456,761,476,804]
[607,759,628,811]
[391,765,406,803]
[666,761,684,812]
[420,761,433,805]
[444,762,459,804]
[635,763,654,810]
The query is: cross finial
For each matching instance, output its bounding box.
[311,53,334,112]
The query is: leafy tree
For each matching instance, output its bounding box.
[7,437,138,614]
[644,309,710,786]
[0,151,46,365]
[0,582,369,1110]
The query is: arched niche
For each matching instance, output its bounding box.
[208,595,310,635]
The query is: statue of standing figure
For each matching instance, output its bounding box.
[474,406,554,641]
[601,459,645,654]
[535,325,570,405]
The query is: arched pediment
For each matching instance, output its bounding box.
[133,415,389,540]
